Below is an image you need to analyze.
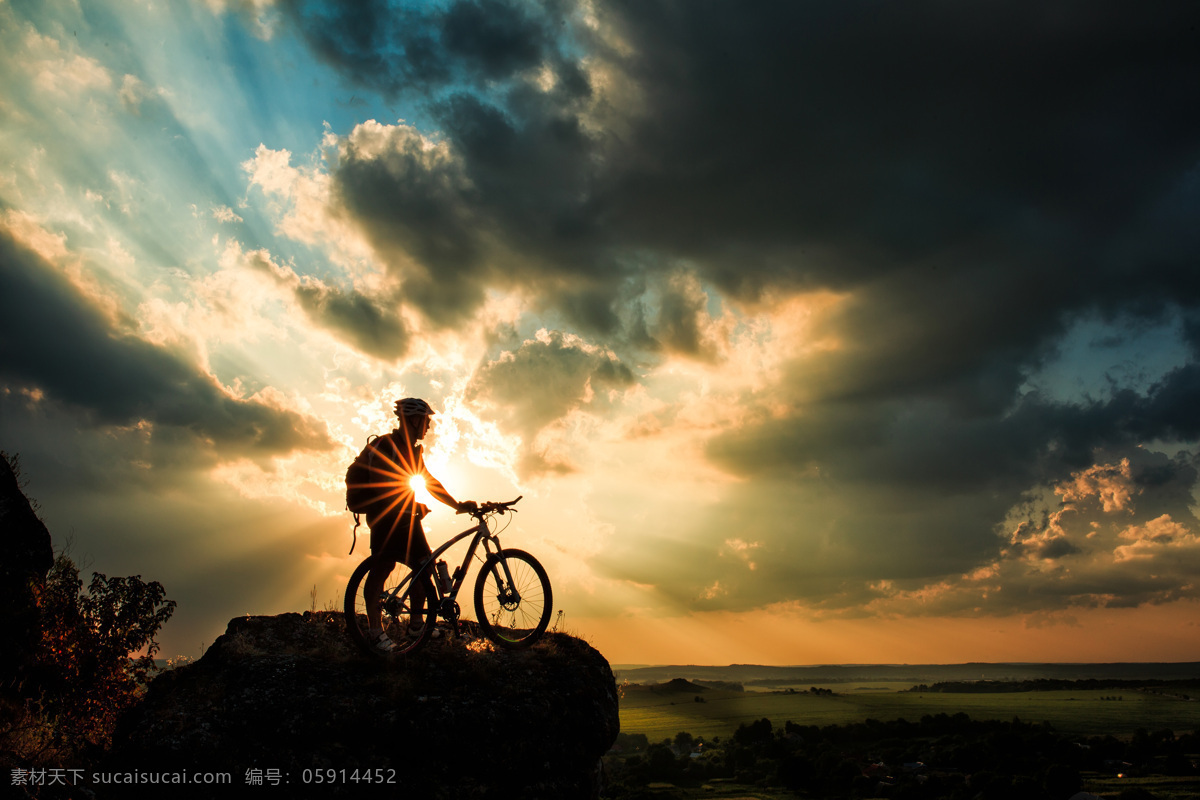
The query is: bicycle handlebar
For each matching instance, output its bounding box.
[463,495,522,516]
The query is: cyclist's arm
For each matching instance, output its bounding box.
[422,471,469,512]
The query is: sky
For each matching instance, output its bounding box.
[2,0,1200,666]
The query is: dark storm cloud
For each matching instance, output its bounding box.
[710,363,1200,491]
[279,0,616,329]
[329,88,605,327]
[277,1,1200,613]
[599,447,1200,617]
[279,0,568,95]
[242,249,408,359]
[468,332,634,431]
[293,282,408,360]
[597,0,1200,410]
[677,401,1200,615]
[600,1,1200,289]
[465,330,635,473]
[699,365,1200,600]
[292,0,1200,369]
[331,121,490,326]
[0,228,332,457]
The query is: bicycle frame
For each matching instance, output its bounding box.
[381,512,517,624]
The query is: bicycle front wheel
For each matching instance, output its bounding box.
[344,555,437,656]
[473,549,552,648]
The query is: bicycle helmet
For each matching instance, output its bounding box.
[394,397,435,418]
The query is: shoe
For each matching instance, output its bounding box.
[371,629,396,653]
[406,624,442,641]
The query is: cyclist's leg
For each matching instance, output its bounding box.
[399,518,433,631]
[365,515,404,635]
[364,555,397,634]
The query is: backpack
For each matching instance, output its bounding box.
[345,433,396,553]
[346,434,384,514]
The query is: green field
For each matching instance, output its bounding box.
[619,683,1200,742]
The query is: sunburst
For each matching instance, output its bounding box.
[347,436,429,559]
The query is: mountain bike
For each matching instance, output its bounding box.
[343,497,552,656]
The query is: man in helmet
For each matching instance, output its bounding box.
[360,397,473,652]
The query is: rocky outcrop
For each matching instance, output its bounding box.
[0,455,54,687]
[109,613,620,799]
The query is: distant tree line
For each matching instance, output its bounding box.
[907,678,1198,695]
[603,713,1199,799]
[693,680,744,692]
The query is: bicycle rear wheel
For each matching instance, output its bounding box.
[473,549,552,648]
[344,555,437,656]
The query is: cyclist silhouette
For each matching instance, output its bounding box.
[358,398,473,653]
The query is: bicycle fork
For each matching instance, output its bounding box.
[431,531,509,636]
[480,536,523,616]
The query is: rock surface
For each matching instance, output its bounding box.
[109,612,620,798]
[0,455,54,686]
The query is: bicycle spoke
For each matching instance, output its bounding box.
[474,549,552,648]
[343,556,437,656]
